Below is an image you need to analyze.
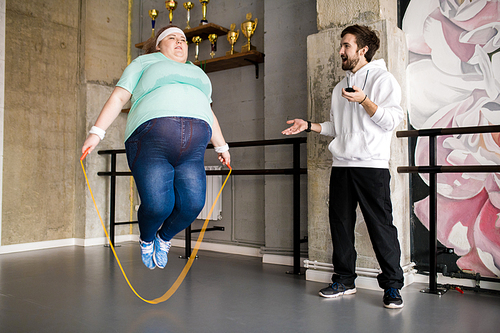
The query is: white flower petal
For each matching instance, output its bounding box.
[424,16,464,74]
[493,52,500,83]
[467,46,500,99]
[460,22,500,53]
[407,60,483,128]
[477,247,500,276]
[448,221,471,255]
[440,0,489,22]
[403,0,440,36]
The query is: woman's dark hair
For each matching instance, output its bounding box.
[143,24,182,54]
[341,25,380,62]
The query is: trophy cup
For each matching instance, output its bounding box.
[199,0,210,25]
[183,2,194,29]
[208,34,217,58]
[226,23,239,56]
[148,9,158,38]
[241,13,257,52]
[165,1,178,24]
[192,36,202,61]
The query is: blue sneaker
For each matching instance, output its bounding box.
[153,234,171,269]
[139,239,155,270]
[383,288,404,309]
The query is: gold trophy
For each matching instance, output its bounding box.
[199,0,210,25]
[183,2,194,29]
[165,1,178,24]
[208,34,218,58]
[226,23,239,56]
[192,36,202,61]
[241,13,257,52]
[148,9,158,38]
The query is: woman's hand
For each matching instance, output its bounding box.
[81,134,101,157]
[218,151,231,168]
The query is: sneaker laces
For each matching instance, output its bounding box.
[157,236,172,253]
[331,282,346,291]
[385,287,400,298]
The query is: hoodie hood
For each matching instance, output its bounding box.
[345,59,388,86]
[346,59,387,76]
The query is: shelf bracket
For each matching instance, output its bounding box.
[244,58,260,79]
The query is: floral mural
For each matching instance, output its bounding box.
[403,0,500,277]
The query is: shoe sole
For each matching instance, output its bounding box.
[384,302,404,309]
[319,288,357,298]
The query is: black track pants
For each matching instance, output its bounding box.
[329,167,404,289]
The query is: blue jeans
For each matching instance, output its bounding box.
[125,117,212,242]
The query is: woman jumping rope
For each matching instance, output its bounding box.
[81,25,230,270]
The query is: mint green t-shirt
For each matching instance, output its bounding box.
[117,52,213,141]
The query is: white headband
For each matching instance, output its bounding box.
[156,28,186,47]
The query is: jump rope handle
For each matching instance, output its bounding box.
[80,148,90,161]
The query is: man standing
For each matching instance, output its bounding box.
[282,24,405,309]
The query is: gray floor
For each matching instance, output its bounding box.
[1,243,500,333]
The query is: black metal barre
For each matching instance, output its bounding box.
[396,125,500,137]
[97,137,307,274]
[396,125,500,295]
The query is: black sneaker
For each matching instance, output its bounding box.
[318,282,356,298]
[383,288,404,309]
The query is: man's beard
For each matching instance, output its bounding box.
[341,54,359,71]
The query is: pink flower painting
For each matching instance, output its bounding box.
[403,0,500,277]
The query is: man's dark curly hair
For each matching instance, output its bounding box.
[341,25,380,62]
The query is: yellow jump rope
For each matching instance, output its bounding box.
[80,149,232,304]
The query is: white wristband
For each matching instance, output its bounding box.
[214,144,229,153]
[89,126,106,140]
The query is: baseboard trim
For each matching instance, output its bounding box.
[262,253,307,267]
[0,234,139,254]
[170,238,262,257]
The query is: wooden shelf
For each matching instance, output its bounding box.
[193,50,264,74]
[184,23,229,41]
[135,23,229,50]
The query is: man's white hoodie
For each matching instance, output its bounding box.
[320,59,404,169]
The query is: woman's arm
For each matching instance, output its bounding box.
[210,110,231,167]
[81,86,131,155]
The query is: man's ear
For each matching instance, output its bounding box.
[359,45,368,57]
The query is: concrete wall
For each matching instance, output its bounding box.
[262,0,316,257]
[2,0,134,247]
[0,0,4,245]
[306,0,411,278]
[3,0,80,244]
